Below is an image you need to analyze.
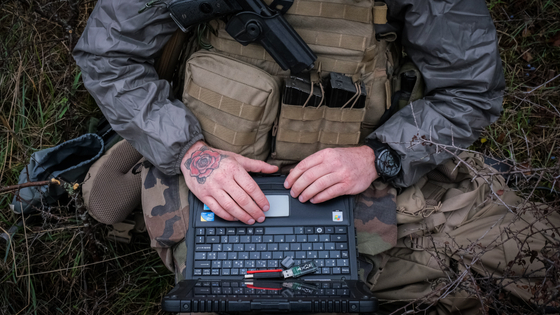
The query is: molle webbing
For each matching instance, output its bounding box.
[187,80,265,121]
[196,113,257,146]
[209,36,364,75]
[263,0,373,23]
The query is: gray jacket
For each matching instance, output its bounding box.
[73,0,504,188]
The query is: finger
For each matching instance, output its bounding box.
[214,190,255,224]
[297,172,339,203]
[234,171,270,213]
[290,164,332,199]
[309,183,346,204]
[284,154,323,189]
[238,157,279,174]
[201,196,236,221]
[226,181,266,223]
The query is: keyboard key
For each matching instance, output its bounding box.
[305,227,314,234]
[318,251,329,258]
[325,227,334,233]
[227,252,237,260]
[314,259,325,267]
[295,227,304,234]
[218,252,227,260]
[341,267,350,274]
[263,235,273,243]
[240,236,251,243]
[233,260,243,268]
[326,259,336,267]
[295,252,306,259]
[212,244,222,252]
[234,244,244,251]
[268,243,278,251]
[315,227,324,234]
[279,243,290,251]
[223,244,233,251]
[302,243,312,251]
[239,252,249,259]
[206,236,220,243]
[212,261,221,268]
[222,261,232,268]
[244,260,255,268]
[273,252,283,259]
[207,253,216,260]
[195,236,205,244]
[240,269,247,275]
[229,236,240,243]
[206,228,215,235]
[329,251,341,258]
[319,235,330,242]
[256,260,267,268]
[217,228,226,235]
[231,269,239,275]
[337,259,349,267]
[261,252,272,259]
[195,253,206,260]
[274,235,285,243]
[284,251,294,258]
[246,228,254,235]
[251,235,262,243]
[196,228,205,236]
[237,228,246,235]
[332,235,347,242]
[313,243,324,250]
[221,236,228,243]
[256,244,267,251]
[196,244,212,251]
[203,269,211,276]
[245,244,256,251]
[296,235,307,242]
[308,235,319,242]
[307,251,318,259]
[195,261,211,268]
[211,269,220,275]
[250,252,260,259]
[332,267,341,275]
[341,251,349,258]
[290,243,301,251]
[265,227,294,234]
[212,287,222,294]
[222,287,232,294]
[227,228,236,235]
[267,260,278,268]
[335,227,347,234]
[322,267,330,274]
[285,235,296,242]
[336,243,348,250]
[325,243,335,250]
[194,269,202,276]
[255,228,264,234]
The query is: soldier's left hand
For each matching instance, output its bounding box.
[284,146,378,203]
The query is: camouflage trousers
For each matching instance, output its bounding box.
[141,163,398,286]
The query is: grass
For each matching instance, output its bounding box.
[0,0,559,314]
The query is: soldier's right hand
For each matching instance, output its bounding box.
[180,141,279,225]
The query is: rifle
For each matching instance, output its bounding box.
[167,0,316,73]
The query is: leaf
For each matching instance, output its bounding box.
[480,138,487,144]
[522,51,533,62]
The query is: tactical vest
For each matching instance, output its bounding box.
[176,0,418,165]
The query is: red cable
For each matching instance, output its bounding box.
[247,269,283,274]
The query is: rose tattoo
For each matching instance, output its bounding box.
[185,146,227,184]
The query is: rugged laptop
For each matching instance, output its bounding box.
[162,176,377,313]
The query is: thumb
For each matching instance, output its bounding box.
[237,156,279,174]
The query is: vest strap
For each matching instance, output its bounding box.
[196,113,257,146]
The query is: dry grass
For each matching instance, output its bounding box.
[0,0,559,314]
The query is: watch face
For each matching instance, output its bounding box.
[377,149,400,177]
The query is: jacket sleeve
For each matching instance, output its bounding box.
[73,0,204,176]
[367,0,505,187]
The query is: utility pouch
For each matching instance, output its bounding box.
[272,72,365,161]
[182,50,281,160]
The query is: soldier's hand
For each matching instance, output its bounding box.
[181,141,279,225]
[284,146,378,204]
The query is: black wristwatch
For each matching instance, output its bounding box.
[364,139,402,182]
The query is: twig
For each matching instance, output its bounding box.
[0,180,54,194]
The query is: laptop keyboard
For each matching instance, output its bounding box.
[193,226,352,277]
[193,281,351,297]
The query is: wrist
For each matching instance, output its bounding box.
[181,141,207,172]
[364,139,402,183]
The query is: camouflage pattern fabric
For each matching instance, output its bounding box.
[141,162,398,285]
